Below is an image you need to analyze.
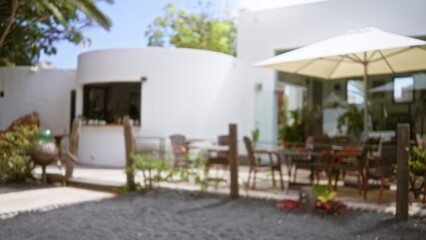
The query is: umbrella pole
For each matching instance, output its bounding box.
[363,63,369,139]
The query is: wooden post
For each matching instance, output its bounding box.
[123,116,136,191]
[229,123,239,198]
[396,124,410,221]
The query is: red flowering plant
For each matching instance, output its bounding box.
[276,184,347,214]
[312,184,347,214]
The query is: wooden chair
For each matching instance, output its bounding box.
[328,137,380,196]
[293,135,331,183]
[206,135,229,174]
[363,140,397,204]
[170,134,190,169]
[331,136,351,145]
[243,136,284,190]
[291,136,313,181]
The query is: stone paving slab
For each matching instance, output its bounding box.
[0,187,116,220]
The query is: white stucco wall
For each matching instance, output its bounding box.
[238,0,426,142]
[0,67,76,134]
[77,48,249,167]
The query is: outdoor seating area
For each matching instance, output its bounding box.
[2,0,426,238]
[119,118,426,207]
[1,113,426,240]
[1,110,426,215]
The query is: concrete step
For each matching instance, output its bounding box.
[67,177,124,193]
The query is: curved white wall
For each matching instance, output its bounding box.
[77,48,250,167]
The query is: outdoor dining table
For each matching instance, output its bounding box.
[188,142,229,158]
[277,148,322,180]
[260,145,322,181]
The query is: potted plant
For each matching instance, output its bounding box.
[276,184,347,214]
[313,184,347,214]
[251,128,260,144]
[279,109,304,148]
[337,105,363,141]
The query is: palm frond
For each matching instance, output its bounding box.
[73,0,112,30]
[38,0,68,26]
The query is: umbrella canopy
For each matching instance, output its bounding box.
[255,28,426,137]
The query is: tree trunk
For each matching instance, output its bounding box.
[0,0,19,49]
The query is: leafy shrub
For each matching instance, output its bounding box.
[162,151,210,192]
[129,151,171,190]
[128,151,211,192]
[408,146,426,177]
[0,124,39,182]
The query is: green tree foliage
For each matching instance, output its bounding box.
[0,0,113,66]
[145,3,237,55]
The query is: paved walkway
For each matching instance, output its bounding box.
[0,187,115,219]
[1,164,425,220]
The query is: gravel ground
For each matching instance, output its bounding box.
[0,189,425,240]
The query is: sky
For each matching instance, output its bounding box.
[39,0,327,69]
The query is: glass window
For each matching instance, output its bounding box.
[393,76,414,103]
[83,82,141,124]
[347,80,364,104]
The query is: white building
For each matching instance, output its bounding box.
[1,0,426,166]
[238,0,426,142]
[76,48,250,166]
[0,48,250,167]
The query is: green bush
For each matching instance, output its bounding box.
[128,151,211,192]
[408,146,426,177]
[0,124,39,182]
[129,151,171,190]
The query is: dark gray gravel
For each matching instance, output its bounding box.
[0,189,425,240]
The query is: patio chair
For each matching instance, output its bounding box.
[328,137,380,196]
[292,135,331,183]
[206,135,229,175]
[363,140,397,204]
[291,136,313,181]
[170,134,191,169]
[243,136,284,190]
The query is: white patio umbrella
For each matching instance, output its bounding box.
[255,27,426,137]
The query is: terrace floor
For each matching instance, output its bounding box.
[1,164,425,219]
